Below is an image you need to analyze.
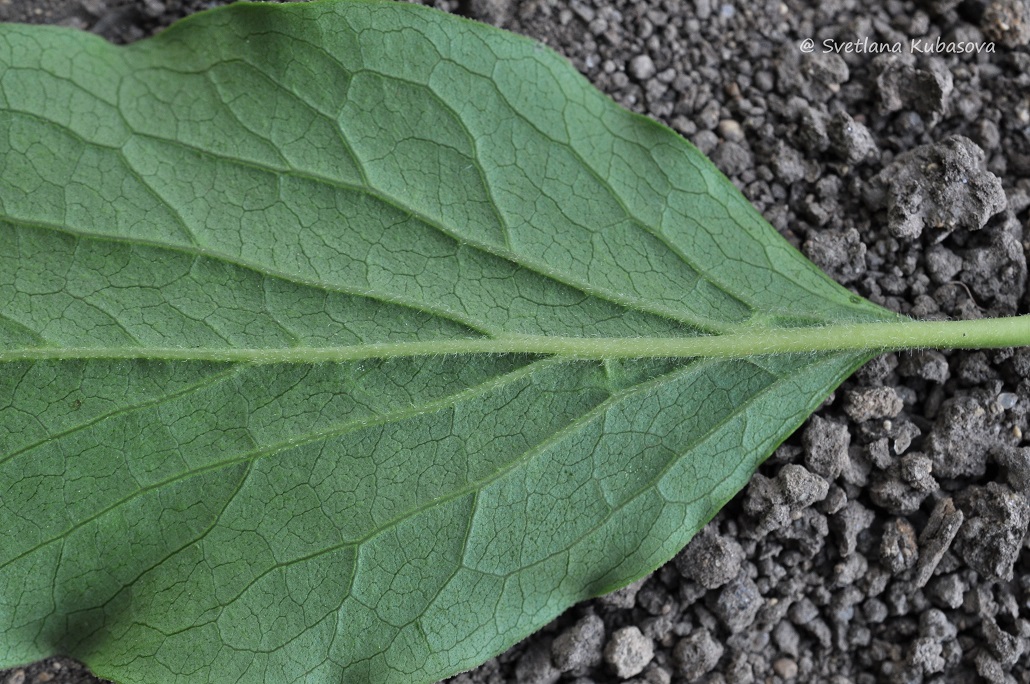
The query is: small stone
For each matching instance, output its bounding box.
[771,140,807,183]
[773,658,798,679]
[863,598,888,623]
[692,130,719,155]
[468,0,515,25]
[710,140,753,176]
[871,455,939,515]
[641,665,672,684]
[628,54,657,80]
[844,387,904,422]
[927,573,966,609]
[803,415,850,480]
[880,518,919,573]
[982,616,1025,666]
[830,500,875,557]
[599,576,647,609]
[892,422,922,456]
[710,575,763,633]
[926,395,999,478]
[515,641,561,684]
[802,228,867,284]
[899,453,936,491]
[994,446,1030,490]
[976,651,1008,683]
[875,54,953,125]
[913,497,964,588]
[675,531,744,589]
[773,621,801,658]
[744,465,828,535]
[982,0,1030,46]
[827,112,877,163]
[605,627,654,679]
[795,102,830,152]
[716,119,745,142]
[780,464,829,508]
[788,597,819,625]
[899,349,951,383]
[919,608,957,642]
[956,482,1030,581]
[924,245,964,284]
[552,614,605,672]
[870,135,1005,241]
[673,630,723,680]
[907,637,945,674]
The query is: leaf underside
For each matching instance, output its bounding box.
[0,2,892,682]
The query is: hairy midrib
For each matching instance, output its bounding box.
[2,315,1027,363]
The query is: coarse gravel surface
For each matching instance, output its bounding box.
[1,0,1028,683]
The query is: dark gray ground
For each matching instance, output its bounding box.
[1,0,1028,683]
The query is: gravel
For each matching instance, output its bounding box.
[1,1,1028,683]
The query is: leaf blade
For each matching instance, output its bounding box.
[0,2,893,682]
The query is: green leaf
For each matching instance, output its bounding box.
[0,1,898,682]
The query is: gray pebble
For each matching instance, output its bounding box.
[675,531,744,589]
[880,517,919,573]
[710,140,753,177]
[467,0,514,25]
[773,620,801,657]
[983,0,1030,46]
[692,130,719,155]
[982,616,1025,666]
[919,608,957,642]
[773,657,799,679]
[899,350,951,384]
[871,135,1005,241]
[604,627,654,679]
[803,415,850,480]
[863,597,888,623]
[716,118,744,142]
[552,614,605,672]
[994,446,1030,490]
[956,482,1030,581]
[794,101,830,152]
[628,54,657,80]
[802,228,867,284]
[744,465,828,535]
[871,454,939,515]
[926,573,966,609]
[673,629,723,680]
[924,245,964,284]
[771,140,807,184]
[710,575,763,634]
[599,576,648,610]
[891,421,922,456]
[788,597,818,626]
[975,651,1008,683]
[827,112,877,163]
[515,641,561,684]
[780,464,829,508]
[875,55,953,124]
[913,497,964,588]
[639,665,671,684]
[906,637,945,674]
[926,394,998,478]
[960,213,1027,313]
[830,499,875,557]
[844,387,904,422]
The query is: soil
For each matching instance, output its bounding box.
[1,0,1028,683]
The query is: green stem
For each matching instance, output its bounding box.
[2,315,1027,364]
